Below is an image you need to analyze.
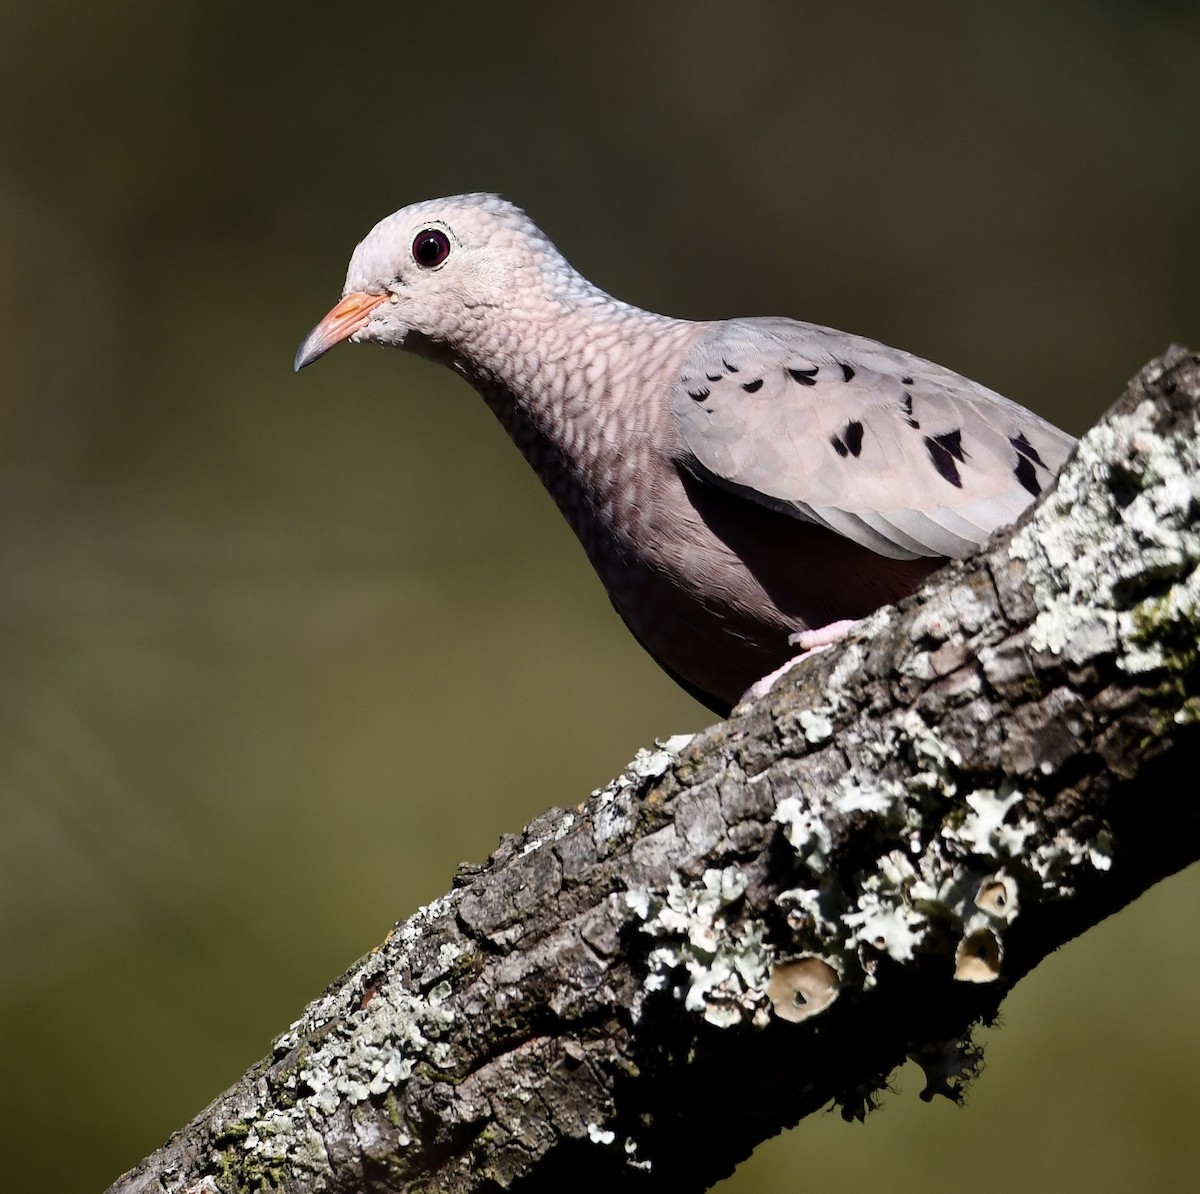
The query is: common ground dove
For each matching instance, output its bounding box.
[296,194,1075,715]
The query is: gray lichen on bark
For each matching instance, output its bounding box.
[109,348,1200,1194]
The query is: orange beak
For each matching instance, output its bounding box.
[294,291,389,372]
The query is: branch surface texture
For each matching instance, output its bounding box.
[109,348,1200,1194]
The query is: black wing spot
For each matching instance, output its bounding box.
[839,361,856,382]
[787,366,819,386]
[901,375,914,386]
[1010,432,1048,468]
[830,434,849,458]
[1014,454,1042,497]
[843,420,864,457]
[925,435,963,488]
[723,358,739,373]
[901,391,920,429]
[933,428,966,461]
[705,372,723,382]
[741,378,764,393]
[687,386,710,401]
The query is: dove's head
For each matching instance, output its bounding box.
[294,194,573,371]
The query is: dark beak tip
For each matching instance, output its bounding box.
[293,331,326,373]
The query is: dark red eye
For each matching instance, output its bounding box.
[412,229,451,268]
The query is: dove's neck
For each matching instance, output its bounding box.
[449,292,702,561]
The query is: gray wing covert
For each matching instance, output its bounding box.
[673,318,1076,560]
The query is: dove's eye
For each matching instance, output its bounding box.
[412,229,451,268]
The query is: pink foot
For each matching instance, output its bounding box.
[788,619,860,652]
[738,619,862,706]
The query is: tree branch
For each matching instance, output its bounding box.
[107,347,1200,1194]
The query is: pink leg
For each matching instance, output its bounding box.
[738,619,862,706]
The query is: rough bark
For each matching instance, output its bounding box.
[108,347,1200,1194]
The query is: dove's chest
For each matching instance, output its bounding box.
[474,371,939,711]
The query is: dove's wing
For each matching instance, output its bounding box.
[673,317,1075,560]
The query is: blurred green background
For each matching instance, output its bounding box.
[1,3,1198,1191]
